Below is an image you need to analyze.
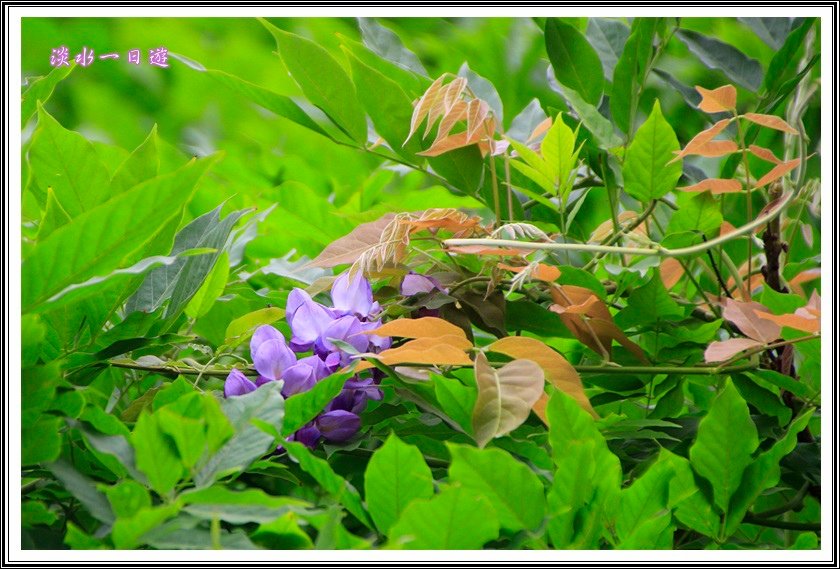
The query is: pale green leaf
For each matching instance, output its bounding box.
[622,99,682,202]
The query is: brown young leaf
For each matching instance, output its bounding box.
[433,100,468,144]
[551,285,611,321]
[682,140,740,158]
[755,311,820,334]
[669,118,732,164]
[742,113,799,134]
[424,77,467,137]
[754,159,801,188]
[722,299,781,343]
[309,213,396,268]
[748,144,782,164]
[365,316,469,342]
[696,85,737,113]
[679,178,743,194]
[359,336,474,369]
[788,269,820,296]
[659,258,684,289]
[704,338,763,363]
[526,117,553,144]
[404,208,484,236]
[532,392,549,424]
[589,211,647,243]
[549,296,600,315]
[487,336,595,417]
[417,131,479,157]
[466,98,491,140]
[471,352,545,448]
[405,75,445,144]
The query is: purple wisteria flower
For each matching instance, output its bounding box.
[223,270,390,449]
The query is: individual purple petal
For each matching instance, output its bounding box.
[331,271,375,317]
[281,363,317,396]
[287,288,335,350]
[323,351,342,373]
[250,325,285,362]
[253,338,296,381]
[255,376,275,387]
[224,369,257,398]
[401,272,447,296]
[319,315,369,353]
[360,320,391,351]
[295,423,322,448]
[316,410,361,443]
[297,354,331,380]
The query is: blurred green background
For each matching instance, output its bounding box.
[22,17,821,268]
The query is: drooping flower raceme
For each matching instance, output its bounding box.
[224,270,389,448]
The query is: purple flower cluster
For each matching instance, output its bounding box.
[224,271,390,448]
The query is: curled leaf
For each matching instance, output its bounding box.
[696,85,737,113]
[472,352,545,448]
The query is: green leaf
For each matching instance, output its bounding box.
[656,449,721,539]
[558,85,623,149]
[545,390,621,548]
[344,48,422,163]
[179,485,310,524]
[541,113,578,193]
[427,145,485,195]
[363,433,434,534]
[764,19,815,95]
[36,187,72,241]
[184,251,230,319]
[447,443,545,532]
[104,479,151,518]
[284,440,374,530]
[22,362,61,423]
[22,500,58,527]
[195,382,285,487]
[22,63,75,125]
[611,19,657,135]
[732,374,792,426]
[616,269,685,327]
[111,503,181,549]
[457,63,504,125]
[261,19,367,143]
[689,380,759,512]
[357,18,427,77]
[46,460,115,525]
[388,485,500,549]
[223,307,286,348]
[111,125,160,194]
[283,372,351,436]
[545,18,604,106]
[251,511,314,550]
[586,18,630,81]
[337,34,426,98]
[667,190,723,238]
[431,374,475,435]
[738,17,792,50]
[724,409,814,536]
[28,104,111,216]
[676,29,764,92]
[23,156,216,313]
[616,460,674,549]
[22,416,63,466]
[622,99,682,202]
[124,203,247,320]
[205,68,330,138]
[131,411,184,496]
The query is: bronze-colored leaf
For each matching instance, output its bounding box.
[659,258,684,289]
[669,118,732,164]
[679,178,742,194]
[466,98,491,140]
[696,85,737,113]
[471,352,545,448]
[549,296,599,315]
[704,338,763,363]
[748,144,781,164]
[722,299,781,343]
[755,311,819,334]
[526,117,552,144]
[365,316,469,342]
[405,75,445,144]
[742,113,798,134]
[754,159,800,188]
[360,336,474,368]
[417,132,475,157]
[433,100,468,144]
[424,77,466,137]
[681,140,740,158]
[309,213,396,268]
[487,336,595,417]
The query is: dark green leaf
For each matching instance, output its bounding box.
[283,372,352,436]
[676,29,764,92]
[586,18,630,81]
[545,18,605,106]
[611,19,656,134]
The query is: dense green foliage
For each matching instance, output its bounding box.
[21,16,821,551]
